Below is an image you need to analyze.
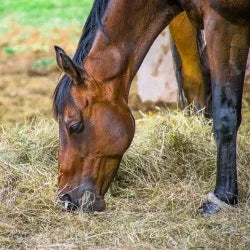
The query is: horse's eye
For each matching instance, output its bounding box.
[68,122,84,134]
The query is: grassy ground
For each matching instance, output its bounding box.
[0,110,250,249]
[0,0,92,30]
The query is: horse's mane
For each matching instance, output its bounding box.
[53,0,110,118]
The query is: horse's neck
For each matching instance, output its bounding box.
[83,0,182,101]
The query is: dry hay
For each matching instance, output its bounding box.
[0,110,250,249]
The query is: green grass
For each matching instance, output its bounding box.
[0,0,93,28]
[3,45,26,55]
[31,57,56,70]
[0,111,250,248]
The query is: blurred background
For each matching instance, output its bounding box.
[0,0,93,123]
[0,0,249,124]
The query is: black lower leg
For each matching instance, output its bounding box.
[212,83,243,205]
[214,137,238,204]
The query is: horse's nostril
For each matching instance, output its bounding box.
[59,194,78,211]
[60,193,71,202]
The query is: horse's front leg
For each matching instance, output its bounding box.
[200,11,250,214]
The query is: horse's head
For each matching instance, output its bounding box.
[54,46,135,212]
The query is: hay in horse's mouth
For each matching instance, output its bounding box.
[79,190,97,211]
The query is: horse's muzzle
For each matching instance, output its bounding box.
[58,190,106,212]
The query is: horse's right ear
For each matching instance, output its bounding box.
[54,45,85,84]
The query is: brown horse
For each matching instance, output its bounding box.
[54,0,250,214]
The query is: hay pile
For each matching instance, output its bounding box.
[0,111,250,249]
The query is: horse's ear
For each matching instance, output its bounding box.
[54,45,85,84]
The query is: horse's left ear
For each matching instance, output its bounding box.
[54,45,85,84]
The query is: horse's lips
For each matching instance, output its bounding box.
[58,184,106,212]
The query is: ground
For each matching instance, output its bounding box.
[0,112,250,249]
[0,1,250,249]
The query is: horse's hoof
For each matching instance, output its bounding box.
[199,192,235,215]
[199,201,220,215]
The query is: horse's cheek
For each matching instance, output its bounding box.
[92,111,133,156]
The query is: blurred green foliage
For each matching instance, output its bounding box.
[3,45,26,55]
[32,57,56,70]
[0,0,93,28]
[3,45,19,55]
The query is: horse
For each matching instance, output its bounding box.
[54,0,250,214]
[169,12,212,116]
